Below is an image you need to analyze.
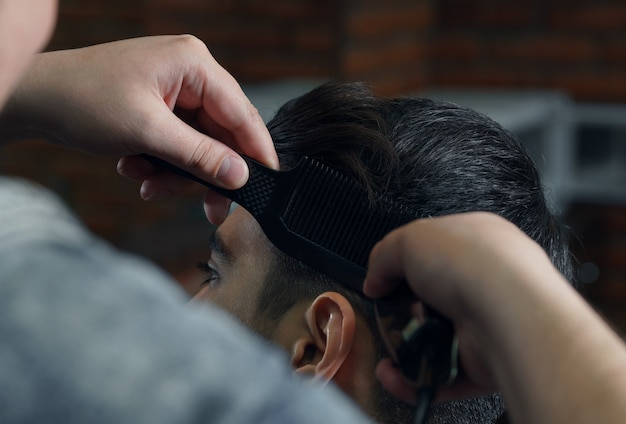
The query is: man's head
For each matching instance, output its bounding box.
[193,82,573,423]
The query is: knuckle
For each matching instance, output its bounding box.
[187,140,222,178]
[175,34,211,56]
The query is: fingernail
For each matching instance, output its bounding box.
[217,156,247,188]
[140,182,170,200]
[203,200,230,225]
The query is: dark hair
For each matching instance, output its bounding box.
[254,82,573,423]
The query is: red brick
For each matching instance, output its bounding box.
[439,0,540,29]
[50,14,146,49]
[346,2,435,39]
[605,207,626,233]
[430,35,482,61]
[229,54,333,81]
[603,38,626,65]
[341,39,429,76]
[548,4,626,31]
[430,64,543,88]
[244,0,335,21]
[191,23,334,53]
[489,35,597,64]
[51,155,117,180]
[152,0,334,21]
[190,26,285,50]
[291,26,336,52]
[550,70,626,102]
[60,0,139,8]
[366,68,429,97]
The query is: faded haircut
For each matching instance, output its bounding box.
[253,82,574,424]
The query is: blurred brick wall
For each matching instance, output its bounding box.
[145,0,338,82]
[433,0,626,102]
[49,0,435,96]
[47,0,626,100]
[4,0,626,300]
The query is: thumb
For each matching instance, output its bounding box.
[145,103,249,189]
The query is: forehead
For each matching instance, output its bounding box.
[193,207,274,326]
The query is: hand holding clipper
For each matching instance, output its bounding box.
[375,285,458,424]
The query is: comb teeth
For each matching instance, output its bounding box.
[282,160,413,269]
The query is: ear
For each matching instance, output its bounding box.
[292,292,356,383]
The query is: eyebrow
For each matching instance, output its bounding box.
[207,230,233,264]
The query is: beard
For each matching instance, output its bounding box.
[427,393,506,423]
[374,378,505,424]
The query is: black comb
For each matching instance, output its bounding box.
[144,154,416,292]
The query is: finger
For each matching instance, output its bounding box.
[145,102,250,189]
[376,357,492,405]
[139,174,196,201]
[375,359,418,404]
[119,154,199,200]
[434,374,493,403]
[199,74,278,170]
[169,40,278,170]
[186,54,278,169]
[117,155,156,181]
[120,154,233,225]
[203,189,232,225]
[362,228,409,299]
[196,109,236,149]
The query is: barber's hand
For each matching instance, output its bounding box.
[363,212,562,404]
[3,35,278,224]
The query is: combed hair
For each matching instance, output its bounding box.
[253,82,573,424]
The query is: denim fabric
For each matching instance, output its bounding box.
[0,177,369,424]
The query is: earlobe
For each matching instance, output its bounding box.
[293,292,357,383]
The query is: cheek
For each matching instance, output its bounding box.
[191,276,261,327]
[217,280,262,327]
